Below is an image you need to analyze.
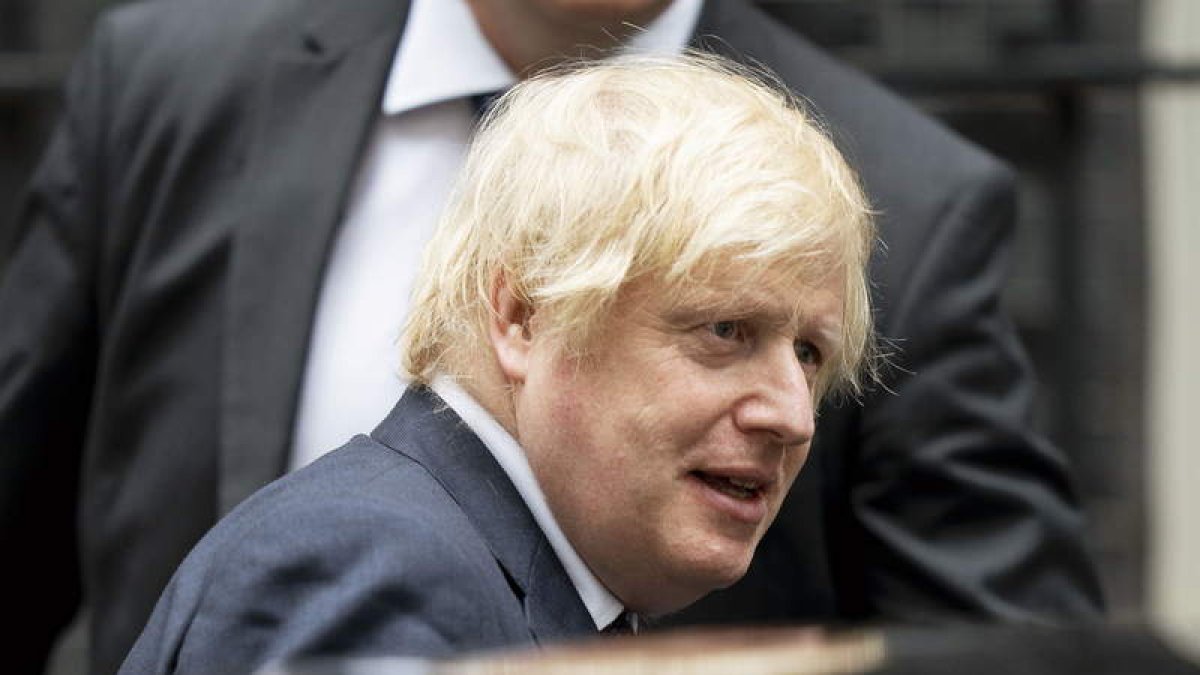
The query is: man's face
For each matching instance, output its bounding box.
[509,271,844,615]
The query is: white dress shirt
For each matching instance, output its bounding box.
[290,0,701,630]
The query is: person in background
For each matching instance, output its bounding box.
[0,0,1103,672]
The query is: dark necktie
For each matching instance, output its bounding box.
[470,90,503,120]
[602,611,637,636]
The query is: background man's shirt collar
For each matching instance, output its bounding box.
[382,0,703,115]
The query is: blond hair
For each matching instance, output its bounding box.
[400,52,876,400]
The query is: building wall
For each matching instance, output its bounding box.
[1144,0,1200,652]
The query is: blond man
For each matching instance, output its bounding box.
[120,54,873,673]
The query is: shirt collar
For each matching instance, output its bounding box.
[624,0,703,55]
[430,376,624,631]
[382,0,703,115]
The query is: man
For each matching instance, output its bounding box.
[118,53,876,672]
[1,0,1102,672]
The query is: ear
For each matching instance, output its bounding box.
[488,274,534,386]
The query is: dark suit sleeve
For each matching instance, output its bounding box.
[837,164,1105,620]
[120,488,524,675]
[0,18,111,672]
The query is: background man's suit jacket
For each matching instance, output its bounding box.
[120,385,596,674]
[0,0,1103,671]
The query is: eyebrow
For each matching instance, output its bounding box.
[804,319,844,357]
[664,287,844,349]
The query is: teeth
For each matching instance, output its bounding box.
[728,477,760,490]
[694,472,763,500]
[715,481,755,500]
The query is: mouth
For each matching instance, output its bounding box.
[687,469,774,525]
[690,471,765,501]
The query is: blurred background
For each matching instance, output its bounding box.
[1,0,1197,672]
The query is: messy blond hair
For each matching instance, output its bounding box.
[400,52,875,400]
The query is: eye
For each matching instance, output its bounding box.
[705,319,744,341]
[794,339,822,366]
[709,320,742,341]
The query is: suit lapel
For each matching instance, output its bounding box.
[524,537,599,644]
[693,0,757,58]
[371,387,597,644]
[219,0,412,514]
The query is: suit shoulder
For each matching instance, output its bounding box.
[215,436,471,547]
[99,0,306,56]
[708,1,1008,190]
[143,437,525,666]
[165,437,494,595]
[81,0,307,122]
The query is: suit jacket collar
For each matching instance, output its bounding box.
[300,0,410,57]
[371,386,597,644]
[219,0,412,514]
[693,0,758,55]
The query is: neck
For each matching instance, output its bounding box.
[467,0,672,76]
[451,354,521,437]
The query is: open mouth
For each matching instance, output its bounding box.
[691,471,763,501]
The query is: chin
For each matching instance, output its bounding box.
[628,554,752,617]
[708,556,754,591]
[545,0,671,22]
[632,530,760,614]
[682,547,755,597]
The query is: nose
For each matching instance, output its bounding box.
[732,341,816,446]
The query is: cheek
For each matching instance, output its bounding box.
[528,359,632,476]
[779,445,811,493]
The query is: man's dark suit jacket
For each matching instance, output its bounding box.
[0,0,1103,671]
[118,386,595,674]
